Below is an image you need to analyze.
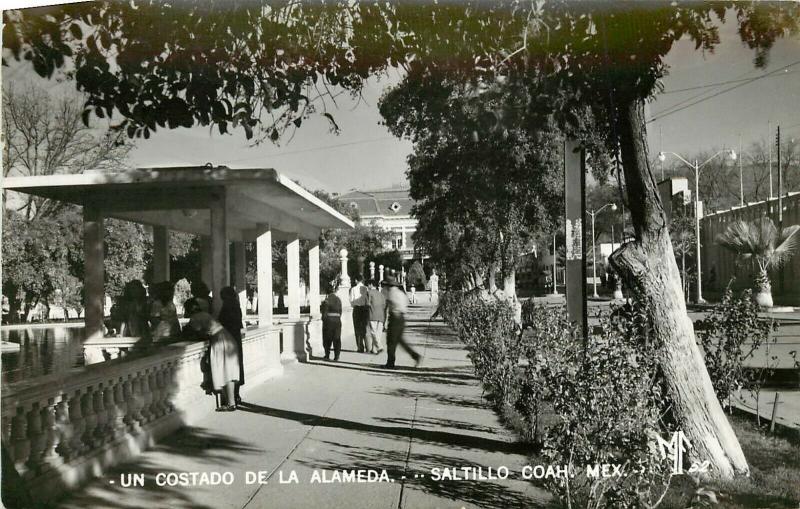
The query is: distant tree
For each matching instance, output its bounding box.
[380,76,574,295]
[2,83,131,219]
[407,261,426,291]
[2,84,143,317]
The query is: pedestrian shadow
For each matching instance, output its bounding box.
[55,427,259,509]
[370,387,488,411]
[294,441,552,508]
[236,402,524,454]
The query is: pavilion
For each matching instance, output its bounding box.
[1,165,354,356]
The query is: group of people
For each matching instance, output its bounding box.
[321,274,421,369]
[110,279,245,413]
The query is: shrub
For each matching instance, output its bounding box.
[520,302,674,509]
[694,287,778,409]
[440,290,522,404]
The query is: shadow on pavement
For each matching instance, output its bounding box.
[236,402,524,455]
[56,427,260,509]
[295,441,551,509]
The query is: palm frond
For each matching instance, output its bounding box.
[715,217,796,270]
[772,224,800,268]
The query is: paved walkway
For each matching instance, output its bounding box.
[57,303,553,509]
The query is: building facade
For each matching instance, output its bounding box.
[337,185,419,260]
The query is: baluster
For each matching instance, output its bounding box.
[68,390,86,455]
[106,378,125,439]
[25,402,45,475]
[137,370,149,424]
[149,369,162,418]
[128,374,144,432]
[162,364,176,413]
[41,397,63,470]
[93,383,108,444]
[80,387,97,450]
[54,394,73,461]
[152,369,164,418]
[11,407,31,477]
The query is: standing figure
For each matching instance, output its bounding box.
[321,283,342,361]
[383,275,421,369]
[428,270,440,303]
[366,279,386,355]
[349,275,369,353]
[191,280,212,313]
[150,281,181,342]
[120,280,150,338]
[409,285,417,304]
[218,286,245,406]
[187,310,241,411]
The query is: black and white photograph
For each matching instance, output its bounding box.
[1,1,799,507]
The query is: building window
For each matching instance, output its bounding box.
[391,235,403,250]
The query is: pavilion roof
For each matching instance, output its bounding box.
[2,166,353,240]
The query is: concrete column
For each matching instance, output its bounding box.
[152,225,170,283]
[369,261,375,281]
[287,234,301,320]
[233,241,247,313]
[309,241,321,318]
[256,227,273,327]
[209,190,228,316]
[378,264,384,283]
[84,206,105,341]
[199,236,212,286]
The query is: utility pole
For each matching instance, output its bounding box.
[769,120,774,199]
[739,132,744,206]
[777,125,784,294]
[777,125,783,227]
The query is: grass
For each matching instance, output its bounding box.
[661,414,800,509]
[494,397,800,508]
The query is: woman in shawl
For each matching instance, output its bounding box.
[218,286,245,405]
[187,309,241,411]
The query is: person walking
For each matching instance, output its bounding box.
[321,282,342,361]
[218,286,245,406]
[383,275,420,369]
[349,275,369,353]
[366,279,386,354]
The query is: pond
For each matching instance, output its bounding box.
[1,326,86,385]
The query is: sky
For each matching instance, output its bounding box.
[2,4,799,195]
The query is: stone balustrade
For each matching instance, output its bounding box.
[2,326,282,504]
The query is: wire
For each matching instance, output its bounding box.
[660,70,800,95]
[648,59,800,123]
[224,136,398,164]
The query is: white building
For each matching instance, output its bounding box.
[337,185,419,260]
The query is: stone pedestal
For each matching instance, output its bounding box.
[336,249,356,351]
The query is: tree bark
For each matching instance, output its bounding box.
[503,268,516,299]
[488,264,498,293]
[608,98,748,478]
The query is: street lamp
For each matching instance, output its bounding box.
[587,203,618,298]
[657,149,737,304]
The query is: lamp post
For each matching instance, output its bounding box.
[551,233,559,295]
[587,203,617,298]
[658,149,737,304]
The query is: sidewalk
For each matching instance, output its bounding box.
[57,303,553,509]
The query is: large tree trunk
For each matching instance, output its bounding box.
[608,98,748,478]
[503,268,516,299]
